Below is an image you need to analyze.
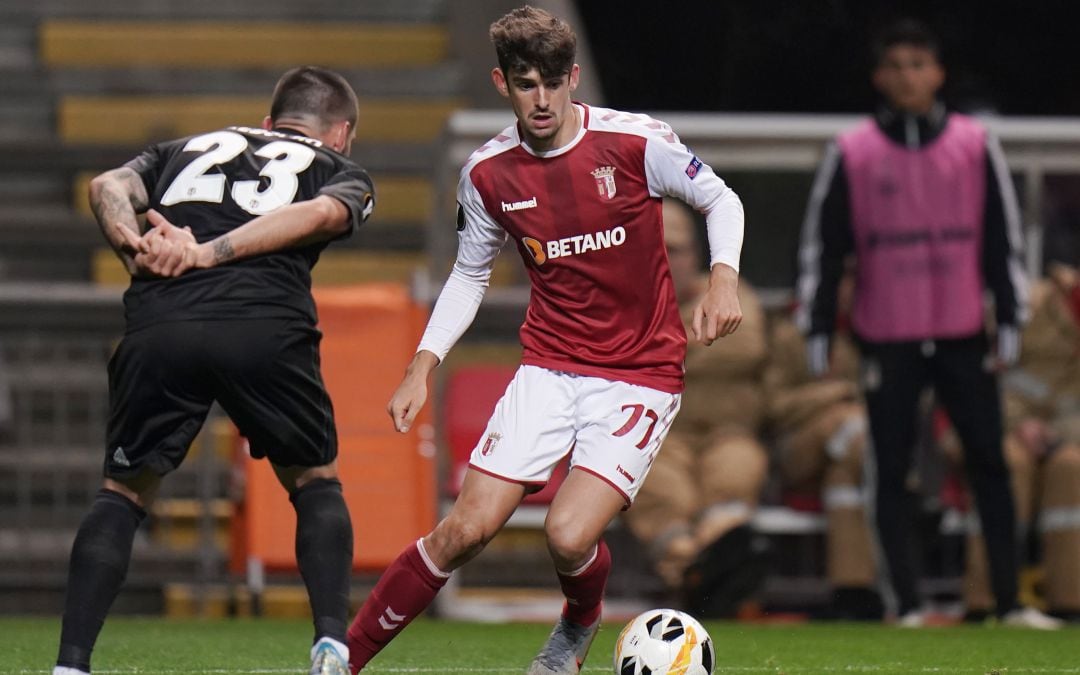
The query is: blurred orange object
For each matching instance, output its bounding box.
[231,283,434,576]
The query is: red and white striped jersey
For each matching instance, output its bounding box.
[447,104,741,393]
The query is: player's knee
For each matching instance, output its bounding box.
[103,471,160,509]
[71,489,146,577]
[544,518,595,568]
[431,514,492,563]
[290,479,350,530]
[546,535,595,571]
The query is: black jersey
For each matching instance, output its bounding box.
[122,125,375,330]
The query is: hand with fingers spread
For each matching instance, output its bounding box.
[691,263,742,346]
[131,210,201,277]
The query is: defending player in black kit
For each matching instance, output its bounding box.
[53,67,374,675]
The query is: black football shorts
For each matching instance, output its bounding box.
[104,318,337,479]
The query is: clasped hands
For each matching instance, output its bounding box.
[118,210,210,278]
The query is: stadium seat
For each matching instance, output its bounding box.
[40,20,448,69]
[58,95,463,144]
[442,365,568,506]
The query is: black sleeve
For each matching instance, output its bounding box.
[796,141,854,338]
[318,167,375,237]
[981,133,1028,326]
[122,144,165,196]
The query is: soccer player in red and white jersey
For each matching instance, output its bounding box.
[345,6,745,673]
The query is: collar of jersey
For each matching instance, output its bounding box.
[873,100,948,148]
[516,103,588,158]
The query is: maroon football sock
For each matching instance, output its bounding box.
[556,539,611,627]
[346,540,449,672]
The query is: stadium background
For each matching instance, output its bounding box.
[0,0,1077,643]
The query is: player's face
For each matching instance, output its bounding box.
[872,45,944,114]
[494,64,580,152]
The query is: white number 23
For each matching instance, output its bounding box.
[160,130,316,216]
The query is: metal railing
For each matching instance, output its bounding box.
[0,282,227,612]
[427,111,1080,303]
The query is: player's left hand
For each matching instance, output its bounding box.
[692,263,742,346]
[133,210,199,277]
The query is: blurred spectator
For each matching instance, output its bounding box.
[943,273,1080,621]
[623,199,769,616]
[795,19,1061,628]
[766,275,881,619]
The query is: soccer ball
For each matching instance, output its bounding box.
[613,608,714,675]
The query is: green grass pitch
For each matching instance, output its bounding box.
[2,616,1077,674]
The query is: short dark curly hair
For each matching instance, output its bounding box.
[270,66,358,132]
[872,19,941,67]
[489,5,577,79]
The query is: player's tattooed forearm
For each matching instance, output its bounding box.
[90,186,127,225]
[213,236,236,264]
[117,168,150,212]
[91,186,140,250]
[90,169,150,253]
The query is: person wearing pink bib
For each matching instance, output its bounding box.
[796,19,1060,630]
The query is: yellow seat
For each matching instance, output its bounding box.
[41,20,448,69]
[151,498,232,552]
[59,95,462,144]
[164,583,315,619]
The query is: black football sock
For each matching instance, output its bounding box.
[57,488,146,672]
[291,478,353,644]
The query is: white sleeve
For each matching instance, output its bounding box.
[416,172,508,362]
[644,130,744,272]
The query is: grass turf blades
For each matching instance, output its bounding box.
[1,617,1076,674]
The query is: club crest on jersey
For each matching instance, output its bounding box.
[481,432,502,456]
[590,165,617,200]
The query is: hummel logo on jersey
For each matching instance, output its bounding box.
[502,196,538,212]
[112,447,131,467]
[378,606,406,631]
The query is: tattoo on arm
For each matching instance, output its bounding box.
[213,236,236,264]
[89,168,150,248]
[119,168,150,213]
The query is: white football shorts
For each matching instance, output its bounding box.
[468,365,682,504]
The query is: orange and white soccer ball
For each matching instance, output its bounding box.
[613,608,714,675]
